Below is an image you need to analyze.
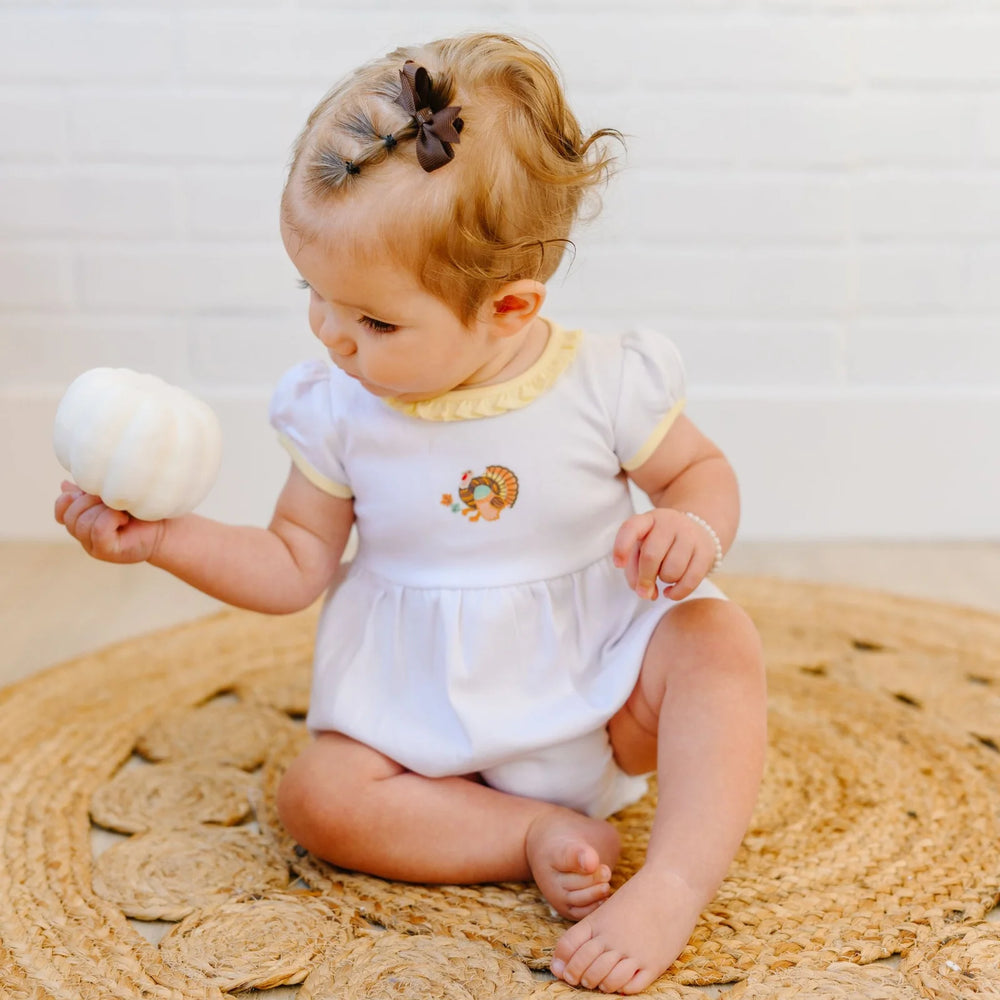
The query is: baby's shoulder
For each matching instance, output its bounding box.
[573,326,678,364]
[269,359,361,430]
[273,358,336,396]
[570,327,684,398]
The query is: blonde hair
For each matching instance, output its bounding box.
[281,32,621,323]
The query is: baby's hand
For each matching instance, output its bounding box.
[54,481,165,564]
[613,508,716,602]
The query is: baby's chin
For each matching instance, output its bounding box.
[344,373,397,398]
[356,378,394,397]
[338,364,464,403]
[379,385,457,403]
[349,370,463,402]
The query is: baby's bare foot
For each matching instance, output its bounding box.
[525,809,620,920]
[550,867,706,994]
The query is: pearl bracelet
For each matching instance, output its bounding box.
[684,511,724,574]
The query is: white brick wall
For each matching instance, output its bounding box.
[2,1,999,540]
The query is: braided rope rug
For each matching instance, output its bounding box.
[3,575,1000,999]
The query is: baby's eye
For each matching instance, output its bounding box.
[360,315,398,335]
[296,278,311,290]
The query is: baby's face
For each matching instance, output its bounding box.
[281,212,498,403]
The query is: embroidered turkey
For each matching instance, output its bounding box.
[456,466,519,522]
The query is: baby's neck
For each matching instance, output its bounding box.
[474,317,550,388]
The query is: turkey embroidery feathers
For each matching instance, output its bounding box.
[441,465,519,523]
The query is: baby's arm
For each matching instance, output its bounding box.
[614,414,739,602]
[55,464,353,614]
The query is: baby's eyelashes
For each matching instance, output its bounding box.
[360,316,398,334]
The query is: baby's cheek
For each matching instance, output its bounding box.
[371,352,423,390]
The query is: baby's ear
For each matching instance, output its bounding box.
[485,280,546,336]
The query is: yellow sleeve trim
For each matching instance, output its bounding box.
[278,434,353,499]
[621,399,686,472]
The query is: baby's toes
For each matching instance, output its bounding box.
[558,865,610,892]
[579,950,624,990]
[597,957,642,994]
[555,936,607,986]
[553,841,601,877]
[565,899,603,920]
[566,881,610,909]
[552,919,593,972]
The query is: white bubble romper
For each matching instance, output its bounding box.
[269,322,725,819]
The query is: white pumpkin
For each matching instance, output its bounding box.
[53,368,222,522]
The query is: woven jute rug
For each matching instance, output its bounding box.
[2,575,1000,999]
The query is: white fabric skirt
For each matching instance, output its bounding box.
[306,554,725,815]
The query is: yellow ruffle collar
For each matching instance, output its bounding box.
[382,320,581,422]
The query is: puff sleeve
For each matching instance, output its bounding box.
[613,329,687,472]
[268,361,353,498]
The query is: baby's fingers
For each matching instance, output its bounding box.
[58,488,103,535]
[61,491,126,554]
[665,545,715,602]
[612,513,654,569]
[636,523,690,597]
[89,505,133,557]
[654,534,696,588]
[621,539,641,593]
[54,480,86,520]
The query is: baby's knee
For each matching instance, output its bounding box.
[275,739,350,841]
[659,598,764,682]
[276,732,403,852]
[275,753,319,840]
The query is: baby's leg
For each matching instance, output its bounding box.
[276,731,620,919]
[552,598,766,994]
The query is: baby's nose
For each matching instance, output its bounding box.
[321,321,357,356]
[327,334,357,357]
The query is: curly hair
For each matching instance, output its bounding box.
[281,32,622,323]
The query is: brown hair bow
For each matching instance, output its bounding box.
[394,61,463,172]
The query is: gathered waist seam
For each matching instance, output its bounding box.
[348,550,618,593]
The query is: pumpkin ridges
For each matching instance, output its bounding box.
[53,368,222,522]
